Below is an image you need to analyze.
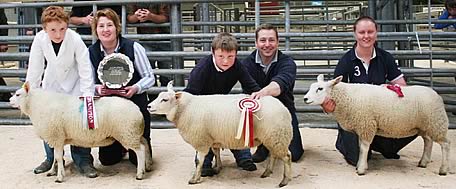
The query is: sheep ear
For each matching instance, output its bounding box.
[166,81,174,92]
[331,76,343,86]
[175,92,182,100]
[22,82,30,93]
[317,74,325,82]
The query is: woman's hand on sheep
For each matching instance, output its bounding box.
[321,97,336,113]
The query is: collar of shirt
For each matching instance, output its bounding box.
[255,50,278,73]
[212,55,224,72]
[100,39,121,56]
[354,47,377,63]
[354,47,376,74]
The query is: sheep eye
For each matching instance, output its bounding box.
[316,87,323,92]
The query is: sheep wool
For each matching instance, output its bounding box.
[303,74,450,176]
[10,85,152,182]
[148,84,293,187]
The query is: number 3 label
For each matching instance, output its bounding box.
[354,66,361,76]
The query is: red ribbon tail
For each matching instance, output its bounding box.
[248,108,254,147]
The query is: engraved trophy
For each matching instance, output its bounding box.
[97,53,134,96]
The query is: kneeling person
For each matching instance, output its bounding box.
[184,32,261,177]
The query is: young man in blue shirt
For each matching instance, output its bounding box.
[184,32,260,177]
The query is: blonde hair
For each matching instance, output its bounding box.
[41,6,69,26]
[92,8,121,37]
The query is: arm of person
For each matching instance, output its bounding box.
[251,81,281,99]
[74,33,95,96]
[251,56,296,99]
[183,56,210,95]
[124,42,155,98]
[69,13,92,26]
[385,53,407,86]
[435,10,451,29]
[128,4,169,24]
[25,33,46,89]
[238,61,261,94]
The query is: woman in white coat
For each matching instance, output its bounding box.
[26,6,97,178]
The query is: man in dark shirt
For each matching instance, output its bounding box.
[242,23,304,163]
[184,32,260,177]
[127,3,172,87]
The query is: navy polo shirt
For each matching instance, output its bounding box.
[334,46,403,85]
[184,55,260,95]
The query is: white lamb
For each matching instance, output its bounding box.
[147,83,292,187]
[9,83,152,182]
[303,74,450,176]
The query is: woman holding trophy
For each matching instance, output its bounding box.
[88,8,155,166]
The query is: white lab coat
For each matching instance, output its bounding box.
[26,28,94,96]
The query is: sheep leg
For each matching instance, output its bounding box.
[189,149,208,184]
[438,139,450,175]
[53,147,65,183]
[141,137,153,172]
[278,151,292,187]
[132,144,146,180]
[356,139,370,175]
[212,147,222,174]
[46,159,57,177]
[261,154,275,178]
[418,136,433,168]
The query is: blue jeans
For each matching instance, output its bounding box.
[43,141,93,168]
[197,148,252,168]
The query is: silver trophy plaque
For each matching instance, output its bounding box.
[97,53,134,95]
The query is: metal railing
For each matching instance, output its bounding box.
[0,0,455,129]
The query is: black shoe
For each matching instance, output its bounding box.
[382,153,400,159]
[79,164,98,178]
[252,146,269,163]
[33,159,53,174]
[238,159,257,171]
[201,167,217,177]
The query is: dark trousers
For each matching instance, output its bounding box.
[335,125,418,165]
[199,148,252,168]
[99,95,151,166]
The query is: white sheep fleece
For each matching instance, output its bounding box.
[148,85,293,187]
[331,82,448,141]
[303,74,450,176]
[10,86,152,182]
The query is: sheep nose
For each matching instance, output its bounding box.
[303,97,308,102]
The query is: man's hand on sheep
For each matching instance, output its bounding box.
[250,82,281,99]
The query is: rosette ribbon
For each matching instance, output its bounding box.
[236,98,261,147]
[80,96,99,130]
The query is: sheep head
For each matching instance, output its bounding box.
[147,82,181,121]
[9,82,31,114]
[303,74,342,105]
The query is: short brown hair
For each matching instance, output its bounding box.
[92,8,122,37]
[41,6,69,26]
[255,23,278,41]
[446,0,456,10]
[211,32,238,52]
